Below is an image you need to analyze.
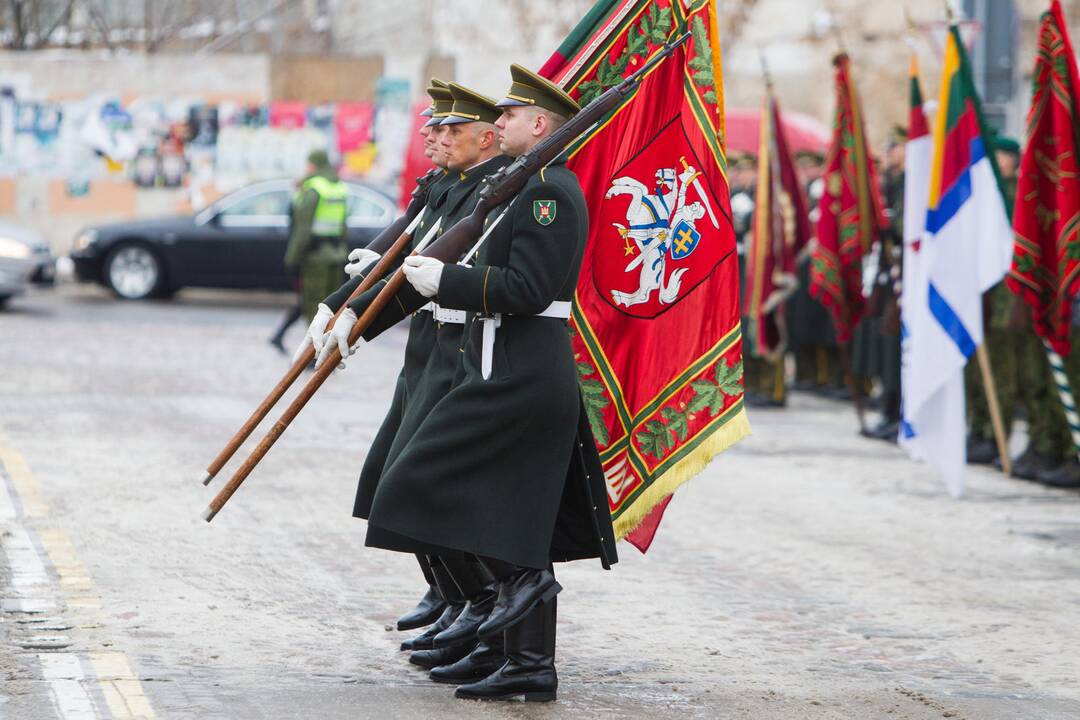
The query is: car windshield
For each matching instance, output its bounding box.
[220,190,291,217]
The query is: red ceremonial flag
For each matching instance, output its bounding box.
[1008,0,1080,355]
[810,54,886,342]
[540,0,749,551]
[744,85,811,358]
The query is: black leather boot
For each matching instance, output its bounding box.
[402,561,466,651]
[429,634,506,684]
[397,555,447,631]
[455,598,557,702]
[409,640,475,670]
[1010,448,1061,480]
[433,584,497,648]
[396,585,447,632]
[967,437,998,465]
[476,567,560,640]
[401,602,463,651]
[1035,460,1080,488]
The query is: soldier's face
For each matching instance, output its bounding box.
[442,123,485,171]
[494,107,534,157]
[430,125,450,168]
[420,124,435,159]
[996,150,1018,178]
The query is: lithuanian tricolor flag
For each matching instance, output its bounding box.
[540,0,747,550]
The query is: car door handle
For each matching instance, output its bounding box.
[162,233,179,244]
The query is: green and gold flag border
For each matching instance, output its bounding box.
[545,0,748,540]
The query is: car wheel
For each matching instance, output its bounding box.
[105,243,165,300]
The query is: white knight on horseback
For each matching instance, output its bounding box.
[607,164,705,307]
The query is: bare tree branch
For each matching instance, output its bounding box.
[38,0,75,49]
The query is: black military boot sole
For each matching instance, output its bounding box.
[396,586,448,632]
[454,671,557,703]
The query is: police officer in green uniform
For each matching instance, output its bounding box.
[268,150,347,352]
[330,64,615,703]
[283,150,349,326]
[964,136,1064,479]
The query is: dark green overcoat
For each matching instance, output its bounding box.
[321,170,455,513]
[362,158,618,571]
[345,158,510,521]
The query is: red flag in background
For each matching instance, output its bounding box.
[744,86,811,359]
[541,0,748,551]
[396,99,437,210]
[810,54,886,343]
[1008,0,1080,355]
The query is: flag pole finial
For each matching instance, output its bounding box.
[944,0,960,23]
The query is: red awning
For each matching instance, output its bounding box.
[724,107,830,157]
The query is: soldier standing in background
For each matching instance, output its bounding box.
[789,151,846,396]
[965,136,1064,480]
[855,128,905,440]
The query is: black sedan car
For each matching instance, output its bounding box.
[70,179,396,299]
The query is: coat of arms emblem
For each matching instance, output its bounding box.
[603,157,719,310]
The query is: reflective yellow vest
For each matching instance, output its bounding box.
[298,175,348,237]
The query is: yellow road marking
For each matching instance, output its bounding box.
[0,436,47,518]
[1,432,157,719]
[90,653,157,719]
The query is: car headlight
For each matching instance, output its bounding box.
[73,230,98,252]
[0,236,29,259]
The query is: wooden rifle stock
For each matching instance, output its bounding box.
[198,171,439,486]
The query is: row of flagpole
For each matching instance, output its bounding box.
[746,0,1080,496]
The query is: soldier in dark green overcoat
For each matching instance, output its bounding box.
[323,84,517,675]
[329,66,616,703]
[296,81,469,646]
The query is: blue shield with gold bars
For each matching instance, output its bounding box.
[669,219,700,260]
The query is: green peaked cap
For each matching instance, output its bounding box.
[424,85,454,127]
[440,82,502,125]
[495,63,580,119]
[420,77,450,117]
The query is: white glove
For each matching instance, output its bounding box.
[344,248,381,278]
[315,306,358,370]
[291,303,334,363]
[402,255,444,298]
